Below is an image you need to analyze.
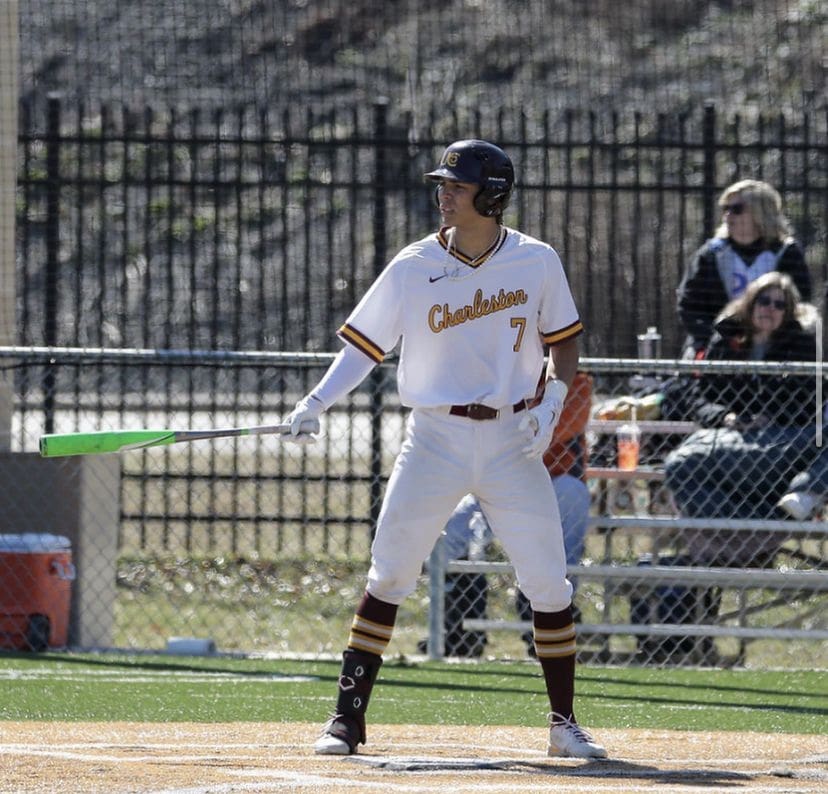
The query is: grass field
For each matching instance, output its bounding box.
[1,650,826,735]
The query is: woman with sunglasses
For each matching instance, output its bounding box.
[677,179,812,357]
[665,271,820,569]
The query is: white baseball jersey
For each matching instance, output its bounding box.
[338,226,583,409]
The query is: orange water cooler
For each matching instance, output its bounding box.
[0,533,74,651]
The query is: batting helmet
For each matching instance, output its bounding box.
[424,140,514,218]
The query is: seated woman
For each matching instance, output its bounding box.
[664,271,820,566]
[677,178,812,358]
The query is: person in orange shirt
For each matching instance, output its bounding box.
[424,373,593,658]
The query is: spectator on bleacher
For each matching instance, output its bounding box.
[677,179,812,358]
[420,373,594,658]
[665,271,820,565]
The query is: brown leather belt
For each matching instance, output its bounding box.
[448,400,528,421]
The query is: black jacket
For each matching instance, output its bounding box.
[677,236,812,353]
[690,314,818,428]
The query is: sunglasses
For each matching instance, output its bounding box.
[756,294,786,311]
[722,202,746,215]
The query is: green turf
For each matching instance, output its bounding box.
[0,651,825,734]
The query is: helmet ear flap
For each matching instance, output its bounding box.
[474,184,510,217]
[473,188,490,217]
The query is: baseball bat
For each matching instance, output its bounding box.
[39,421,315,458]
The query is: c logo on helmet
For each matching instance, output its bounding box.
[443,152,460,167]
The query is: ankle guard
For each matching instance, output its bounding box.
[334,649,383,745]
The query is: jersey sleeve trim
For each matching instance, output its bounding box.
[542,319,584,345]
[337,323,386,363]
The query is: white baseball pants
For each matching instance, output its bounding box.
[366,407,573,612]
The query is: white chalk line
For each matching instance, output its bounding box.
[2,741,809,768]
[0,742,818,769]
[0,668,316,683]
[2,741,825,794]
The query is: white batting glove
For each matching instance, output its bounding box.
[284,394,325,445]
[518,379,568,459]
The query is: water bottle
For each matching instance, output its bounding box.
[616,407,641,471]
[637,326,662,359]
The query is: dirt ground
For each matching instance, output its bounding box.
[1,722,826,793]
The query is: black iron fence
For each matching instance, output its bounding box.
[17,100,828,360]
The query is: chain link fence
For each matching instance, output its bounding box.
[428,357,828,668]
[0,348,825,667]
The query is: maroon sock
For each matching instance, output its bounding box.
[533,606,577,722]
[347,591,398,656]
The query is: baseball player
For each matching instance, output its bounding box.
[285,140,606,759]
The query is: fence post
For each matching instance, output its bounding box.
[368,99,389,535]
[0,1,18,450]
[43,93,62,433]
[701,103,717,243]
[427,535,446,660]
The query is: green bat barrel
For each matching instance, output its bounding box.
[39,429,176,458]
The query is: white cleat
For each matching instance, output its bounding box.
[313,733,353,755]
[777,491,821,521]
[313,715,360,755]
[547,712,608,759]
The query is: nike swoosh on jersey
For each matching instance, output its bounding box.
[428,274,448,283]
